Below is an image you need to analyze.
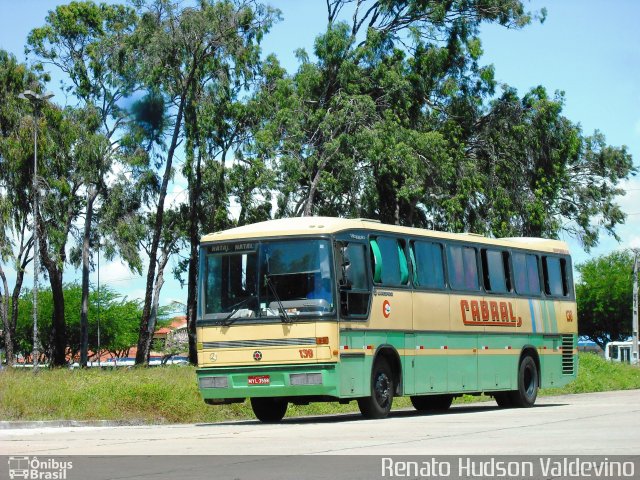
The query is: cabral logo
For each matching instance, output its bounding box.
[382,300,391,318]
[8,456,73,479]
[253,350,263,361]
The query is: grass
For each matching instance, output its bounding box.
[540,353,640,395]
[1,353,639,424]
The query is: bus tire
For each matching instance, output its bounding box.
[250,397,288,423]
[410,394,453,412]
[358,358,394,419]
[493,392,512,408]
[509,355,539,408]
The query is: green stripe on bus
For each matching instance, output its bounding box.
[546,300,557,333]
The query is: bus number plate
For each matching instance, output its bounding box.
[248,375,270,385]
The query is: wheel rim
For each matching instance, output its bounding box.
[374,371,391,408]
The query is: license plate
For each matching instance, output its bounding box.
[248,375,270,385]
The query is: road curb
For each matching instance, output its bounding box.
[0,419,151,430]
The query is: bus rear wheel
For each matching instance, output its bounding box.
[250,397,288,423]
[358,358,394,419]
[410,394,453,412]
[509,355,539,408]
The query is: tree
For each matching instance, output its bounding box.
[13,283,142,363]
[152,325,188,365]
[180,18,278,364]
[253,0,633,252]
[4,99,114,367]
[27,1,140,367]
[256,0,534,222]
[471,86,635,249]
[576,251,635,349]
[34,104,88,366]
[128,0,277,364]
[0,50,45,366]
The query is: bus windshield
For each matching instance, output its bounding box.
[203,239,334,321]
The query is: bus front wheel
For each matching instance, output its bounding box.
[410,394,453,412]
[358,358,394,419]
[509,355,539,408]
[250,397,288,423]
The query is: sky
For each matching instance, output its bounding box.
[1,0,639,309]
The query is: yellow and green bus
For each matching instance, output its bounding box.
[196,217,577,422]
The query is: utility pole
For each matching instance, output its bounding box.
[18,90,54,370]
[97,244,101,367]
[632,249,638,365]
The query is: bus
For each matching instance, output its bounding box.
[195,217,578,422]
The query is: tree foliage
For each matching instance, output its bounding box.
[9,283,142,362]
[0,50,46,366]
[576,251,636,349]
[251,0,635,242]
[125,0,277,364]
[1,0,637,368]
[27,1,140,367]
[473,87,634,249]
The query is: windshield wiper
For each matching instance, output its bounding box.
[219,296,257,327]
[264,274,292,324]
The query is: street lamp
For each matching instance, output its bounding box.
[18,90,54,369]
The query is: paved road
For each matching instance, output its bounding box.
[2,390,639,456]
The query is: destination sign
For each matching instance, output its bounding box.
[208,242,256,254]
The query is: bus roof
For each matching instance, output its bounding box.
[201,217,570,254]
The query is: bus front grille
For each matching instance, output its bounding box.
[202,337,317,349]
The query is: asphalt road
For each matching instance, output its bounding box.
[2,390,639,456]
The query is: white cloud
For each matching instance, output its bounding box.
[97,259,142,285]
[616,177,640,212]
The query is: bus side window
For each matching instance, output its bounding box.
[513,252,541,296]
[447,244,479,291]
[411,241,445,289]
[543,256,568,297]
[369,237,409,286]
[481,249,510,294]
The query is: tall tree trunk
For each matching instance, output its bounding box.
[140,248,169,359]
[48,269,66,366]
[135,96,187,365]
[80,186,98,367]
[303,156,331,217]
[38,202,73,367]
[186,237,199,365]
[0,265,13,366]
[9,231,33,366]
[185,97,203,366]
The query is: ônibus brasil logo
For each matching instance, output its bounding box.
[8,456,73,479]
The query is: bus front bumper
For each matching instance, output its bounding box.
[196,362,339,401]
